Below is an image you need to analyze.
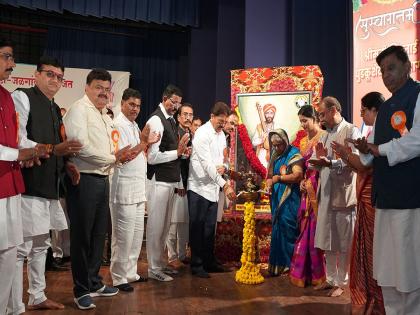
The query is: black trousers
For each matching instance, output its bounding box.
[187,190,218,272]
[65,173,109,298]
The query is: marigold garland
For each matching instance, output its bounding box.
[237,124,267,178]
[235,202,264,284]
[291,129,307,149]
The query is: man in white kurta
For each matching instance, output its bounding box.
[309,97,360,296]
[110,88,157,292]
[8,57,83,314]
[145,85,189,282]
[357,45,420,315]
[0,38,38,315]
[167,103,194,269]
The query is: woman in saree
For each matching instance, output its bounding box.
[289,105,327,288]
[266,128,303,276]
[332,92,385,315]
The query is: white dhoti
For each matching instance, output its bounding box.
[51,199,70,258]
[167,193,189,262]
[110,201,145,286]
[7,196,67,314]
[146,177,176,272]
[321,208,355,287]
[373,208,420,315]
[0,195,22,315]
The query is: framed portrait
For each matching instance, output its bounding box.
[229,66,324,213]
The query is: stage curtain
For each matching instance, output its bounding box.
[290,0,353,121]
[1,0,199,27]
[44,26,189,127]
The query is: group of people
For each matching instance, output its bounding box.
[1,36,420,315]
[0,37,238,313]
[264,45,420,315]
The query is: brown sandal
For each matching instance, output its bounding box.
[313,281,334,291]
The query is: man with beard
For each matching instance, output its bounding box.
[252,103,278,168]
[8,56,83,313]
[166,103,194,269]
[309,96,360,297]
[146,84,190,282]
[0,37,44,315]
[63,69,133,309]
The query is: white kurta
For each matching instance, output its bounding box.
[110,113,147,205]
[314,118,360,251]
[0,195,22,250]
[170,194,189,223]
[251,122,278,169]
[146,105,181,273]
[110,113,147,285]
[12,90,68,237]
[21,196,67,237]
[368,92,420,293]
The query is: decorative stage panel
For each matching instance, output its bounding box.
[215,212,272,264]
[215,66,324,263]
[228,66,324,213]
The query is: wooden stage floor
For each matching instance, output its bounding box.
[22,260,351,315]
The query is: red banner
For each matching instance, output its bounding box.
[353,0,420,130]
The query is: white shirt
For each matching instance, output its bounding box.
[188,121,226,202]
[146,103,178,165]
[360,93,420,167]
[63,95,116,175]
[0,145,18,161]
[12,90,40,149]
[0,90,36,161]
[111,113,147,204]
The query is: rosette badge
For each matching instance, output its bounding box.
[391,111,408,136]
[111,130,120,151]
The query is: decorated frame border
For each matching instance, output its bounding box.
[229,66,324,179]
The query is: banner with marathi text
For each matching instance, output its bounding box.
[353,0,419,131]
[0,63,130,115]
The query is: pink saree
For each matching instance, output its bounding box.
[289,133,326,287]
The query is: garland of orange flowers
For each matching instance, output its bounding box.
[237,124,267,178]
[235,202,264,284]
[237,125,306,179]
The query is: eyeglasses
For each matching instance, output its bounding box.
[94,85,111,93]
[318,108,330,118]
[168,98,181,106]
[39,70,64,82]
[181,112,193,118]
[0,52,15,62]
[127,102,141,110]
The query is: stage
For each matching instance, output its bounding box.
[22,259,351,315]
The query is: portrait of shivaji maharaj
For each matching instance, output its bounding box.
[251,103,279,168]
[236,91,310,170]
